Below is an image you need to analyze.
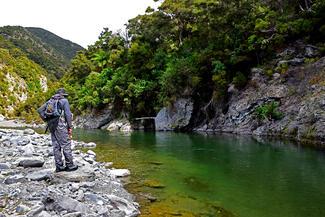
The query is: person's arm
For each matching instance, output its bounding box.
[62,99,73,129]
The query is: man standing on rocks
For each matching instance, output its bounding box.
[40,88,78,172]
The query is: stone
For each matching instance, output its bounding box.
[26,204,45,217]
[24,128,35,135]
[62,212,82,217]
[84,142,96,148]
[277,58,304,67]
[26,169,52,181]
[19,137,31,146]
[305,45,318,57]
[4,174,26,184]
[16,204,31,213]
[107,121,121,131]
[110,169,130,177]
[155,98,193,131]
[107,195,140,217]
[120,123,133,132]
[57,196,89,213]
[227,84,238,94]
[139,193,157,202]
[18,157,45,168]
[83,157,95,164]
[0,163,10,170]
[277,47,296,59]
[84,193,106,205]
[273,73,281,80]
[69,183,80,192]
[97,206,109,215]
[21,143,35,156]
[86,150,96,157]
[37,211,52,217]
[0,115,5,121]
[53,166,95,183]
[251,67,264,74]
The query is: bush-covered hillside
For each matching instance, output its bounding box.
[0,35,49,119]
[0,26,83,79]
[27,27,84,61]
[64,0,325,118]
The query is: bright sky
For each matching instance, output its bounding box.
[0,0,159,47]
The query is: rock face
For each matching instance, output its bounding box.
[0,128,140,217]
[197,56,325,145]
[155,98,194,131]
[74,106,113,129]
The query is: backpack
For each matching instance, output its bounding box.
[45,98,62,118]
[38,95,64,133]
[38,97,63,122]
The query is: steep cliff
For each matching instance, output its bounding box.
[155,43,325,145]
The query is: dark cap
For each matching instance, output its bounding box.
[56,88,68,96]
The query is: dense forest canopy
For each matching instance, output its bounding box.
[44,0,325,119]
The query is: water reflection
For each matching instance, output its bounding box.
[73,129,325,217]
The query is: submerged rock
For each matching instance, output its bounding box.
[143,179,165,189]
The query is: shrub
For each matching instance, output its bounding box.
[255,101,284,121]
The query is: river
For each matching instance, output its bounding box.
[73,129,325,217]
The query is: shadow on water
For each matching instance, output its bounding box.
[72,129,325,217]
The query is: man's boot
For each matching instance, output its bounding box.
[55,165,66,173]
[65,164,78,172]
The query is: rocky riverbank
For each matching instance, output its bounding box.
[0,128,140,217]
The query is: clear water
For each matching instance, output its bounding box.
[73,130,325,217]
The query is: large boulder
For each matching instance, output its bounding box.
[26,169,52,181]
[4,174,26,184]
[155,98,193,131]
[18,157,45,168]
[53,166,95,183]
[74,106,113,129]
[42,191,89,213]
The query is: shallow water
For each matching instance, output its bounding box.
[73,130,325,217]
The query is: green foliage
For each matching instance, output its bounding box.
[255,101,284,121]
[62,0,324,117]
[232,72,247,88]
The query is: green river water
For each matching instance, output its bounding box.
[73,129,325,217]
